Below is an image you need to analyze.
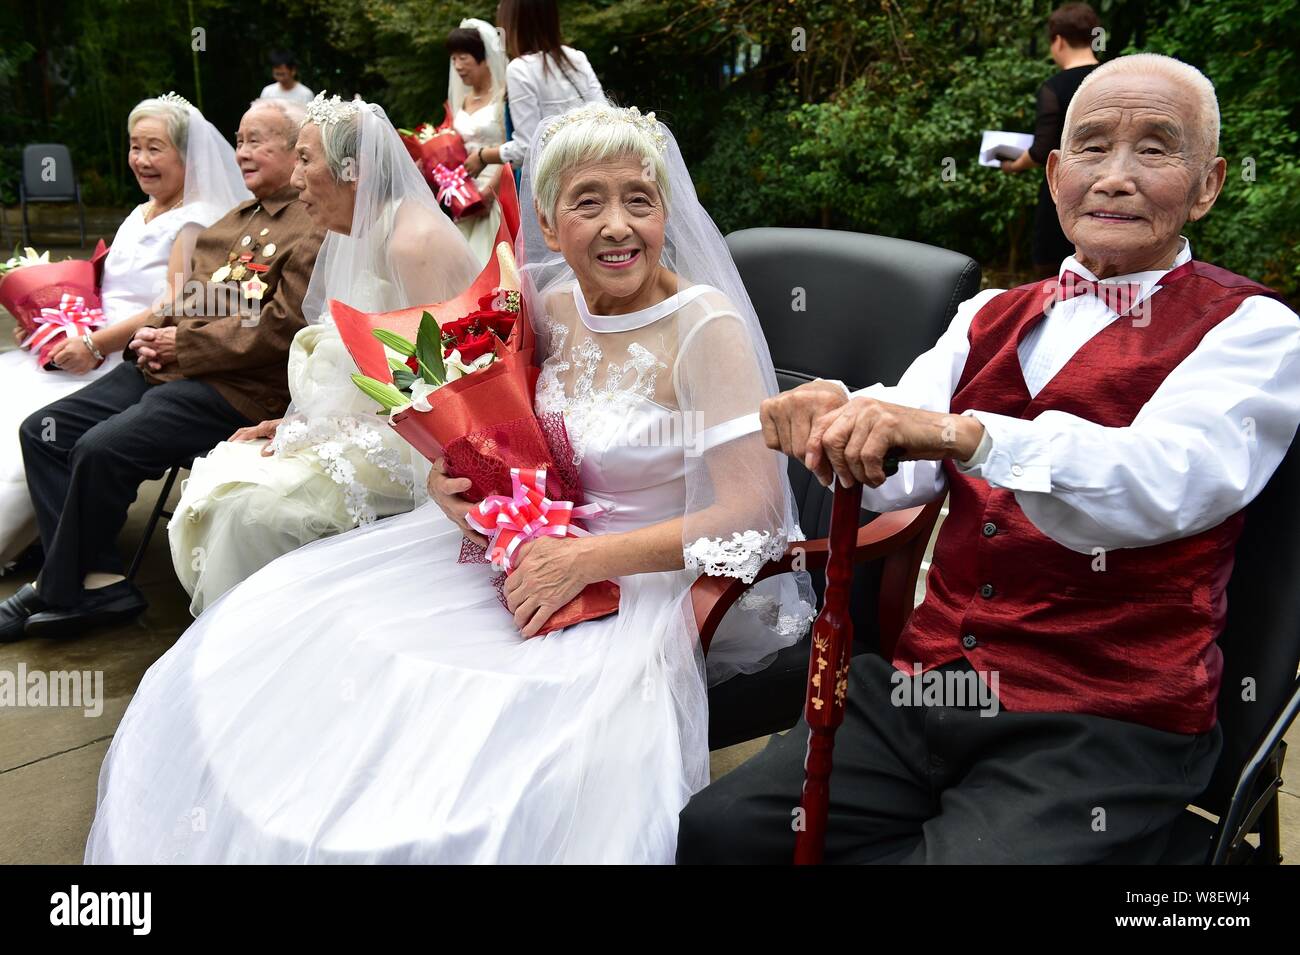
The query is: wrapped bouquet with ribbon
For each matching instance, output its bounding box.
[430,162,485,221]
[333,241,620,637]
[0,240,111,369]
[23,293,108,368]
[397,107,484,220]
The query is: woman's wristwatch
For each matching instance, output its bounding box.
[81,331,104,363]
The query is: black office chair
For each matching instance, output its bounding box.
[20,143,87,249]
[126,459,192,581]
[1158,433,1300,864]
[706,228,981,750]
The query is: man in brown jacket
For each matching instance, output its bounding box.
[2,99,325,639]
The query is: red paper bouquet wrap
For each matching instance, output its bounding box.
[429,162,486,222]
[331,245,620,637]
[0,240,110,368]
[399,117,485,221]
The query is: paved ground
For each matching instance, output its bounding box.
[1,244,1296,865]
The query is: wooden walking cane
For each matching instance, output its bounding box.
[793,476,864,864]
[793,448,902,864]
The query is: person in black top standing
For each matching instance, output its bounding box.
[1001,3,1101,276]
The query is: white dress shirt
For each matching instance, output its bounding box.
[498,47,604,167]
[832,239,1300,554]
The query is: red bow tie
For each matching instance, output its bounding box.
[1052,270,1146,316]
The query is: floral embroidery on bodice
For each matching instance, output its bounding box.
[535,319,668,466]
[528,281,809,607]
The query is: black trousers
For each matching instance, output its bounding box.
[18,362,251,607]
[678,654,1222,864]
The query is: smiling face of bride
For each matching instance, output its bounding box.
[539,155,676,315]
[291,121,358,234]
[127,116,185,207]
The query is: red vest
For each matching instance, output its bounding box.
[896,262,1286,734]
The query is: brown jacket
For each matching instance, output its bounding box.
[139,185,324,422]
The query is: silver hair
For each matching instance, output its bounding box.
[532,103,671,228]
[246,97,308,150]
[1063,53,1220,160]
[315,111,362,182]
[126,98,190,155]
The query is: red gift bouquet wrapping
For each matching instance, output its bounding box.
[331,244,620,637]
[399,110,485,222]
[0,240,111,368]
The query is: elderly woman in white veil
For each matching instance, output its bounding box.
[167,94,479,615]
[0,92,248,572]
[86,102,813,864]
[447,18,509,265]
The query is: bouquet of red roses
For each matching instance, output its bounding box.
[397,106,485,221]
[0,240,111,369]
[332,241,620,637]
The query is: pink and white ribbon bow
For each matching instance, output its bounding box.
[465,467,609,572]
[22,294,106,356]
[431,163,475,208]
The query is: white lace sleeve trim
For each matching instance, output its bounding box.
[683,529,790,584]
[736,590,817,637]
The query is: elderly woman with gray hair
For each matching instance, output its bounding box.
[0,92,249,572]
[86,102,811,864]
[167,93,480,615]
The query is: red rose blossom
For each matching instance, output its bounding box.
[455,331,496,363]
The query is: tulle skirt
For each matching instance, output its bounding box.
[169,436,414,616]
[86,501,718,864]
[0,348,122,566]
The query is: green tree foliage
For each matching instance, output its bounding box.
[2,0,1295,293]
[1135,0,1300,292]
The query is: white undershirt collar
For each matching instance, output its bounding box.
[1058,236,1193,310]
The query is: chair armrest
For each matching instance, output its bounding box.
[692,499,942,652]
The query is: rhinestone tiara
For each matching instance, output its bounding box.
[157,91,193,110]
[537,104,667,155]
[306,92,363,126]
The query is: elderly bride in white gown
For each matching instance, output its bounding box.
[446,17,509,266]
[86,102,814,864]
[0,92,248,571]
[167,94,479,615]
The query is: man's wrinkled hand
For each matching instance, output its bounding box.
[808,397,985,488]
[758,380,849,484]
[129,326,178,371]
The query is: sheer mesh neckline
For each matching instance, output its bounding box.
[572,282,714,333]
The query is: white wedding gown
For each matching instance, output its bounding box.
[0,205,197,568]
[168,322,418,616]
[85,282,808,864]
[452,101,506,267]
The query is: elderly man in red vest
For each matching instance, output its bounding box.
[678,53,1300,864]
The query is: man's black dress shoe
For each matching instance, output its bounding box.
[24,580,148,638]
[0,584,49,642]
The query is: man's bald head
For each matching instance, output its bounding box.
[235,100,305,199]
[1046,53,1227,279]
[1065,53,1220,164]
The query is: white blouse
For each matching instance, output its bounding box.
[498,47,604,167]
[835,239,1300,555]
[97,204,202,326]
